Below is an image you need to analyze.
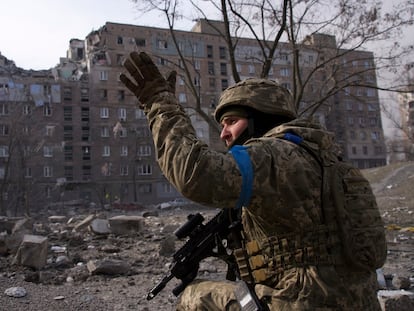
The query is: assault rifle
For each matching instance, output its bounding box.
[147,209,267,311]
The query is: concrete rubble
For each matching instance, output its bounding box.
[0,208,413,310]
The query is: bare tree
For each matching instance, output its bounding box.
[130,0,414,122]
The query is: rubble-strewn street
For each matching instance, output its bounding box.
[0,162,413,311]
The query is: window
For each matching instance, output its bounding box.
[352,146,357,155]
[209,78,216,88]
[137,145,151,156]
[236,64,242,73]
[117,36,123,44]
[136,127,150,137]
[64,145,73,161]
[194,60,201,70]
[219,46,226,59]
[80,88,89,102]
[63,106,72,121]
[64,166,73,181]
[280,53,288,61]
[280,68,290,77]
[100,89,108,100]
[194,76,200,87]
[64,125,73,141]
[120,165,129,176]
[100,71,108,81]
[137,164,152,175]
[118,108,127,121]
[82,165,91,180]
[362,146,368,155]
[44,166,53,177]
[0,146,9,157]
[0,103,9,115]
[135,38,146,46]
[281,82,291,90]
[368,104,377,111]
[0,167,4,179]
[367,88,376,97]
[25,167,32,178]
[207,45,213,58]
[102,146,110,157]
[118,90,125,101]
[220,63,227,75]
[138,183,152,193]
[23,105,31,115]
[0,124,9,136]
[179,93,187,103]
[82,126,90,141]
[119,128,128,138]
[81,107,89,122]
[63,87,72,101]
[43,146,53,157]
[221,79,228,90]
[45,186,52,198]
[121,145,128,156]
[157,39,168,49]
[101,126,110,137]
[248,65,255,74]
[192,43,199,54]
[44,104,52,116]
[81,146,90,160]
[100,107,109,118]
[135,109,145,119]
[360,131,367,140]
[371,131,380,140]
[162,182,174,194]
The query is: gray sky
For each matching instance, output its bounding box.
[0,0,193,70]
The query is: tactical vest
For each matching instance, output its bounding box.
[231,132,387,285]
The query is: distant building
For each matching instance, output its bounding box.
[0,20,387,214]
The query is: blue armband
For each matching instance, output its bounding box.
[229,145,254,209]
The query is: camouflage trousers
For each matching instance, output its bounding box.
[175,276,382,311]
[176,279,241,311]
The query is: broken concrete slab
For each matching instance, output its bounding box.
[13,234,48,269]
[89,218,111,235]
[73,214,96,232]
[108,215,144,235]
[86,259,131,275]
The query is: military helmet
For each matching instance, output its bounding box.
[214,78,297,122]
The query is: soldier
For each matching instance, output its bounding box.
[120,52,385,310]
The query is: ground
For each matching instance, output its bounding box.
[0,162,413,311]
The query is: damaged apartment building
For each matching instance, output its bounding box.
[0,20,387,214]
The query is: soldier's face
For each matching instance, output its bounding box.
[220,116,249,147]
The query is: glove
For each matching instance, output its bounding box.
[120,51,176,108]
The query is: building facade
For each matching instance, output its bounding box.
[0,20,387,214]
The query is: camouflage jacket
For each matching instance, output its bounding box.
[144,93,381,310]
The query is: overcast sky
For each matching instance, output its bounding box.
[0,0,198,70]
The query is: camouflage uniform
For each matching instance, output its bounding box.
[141,85,382,310]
